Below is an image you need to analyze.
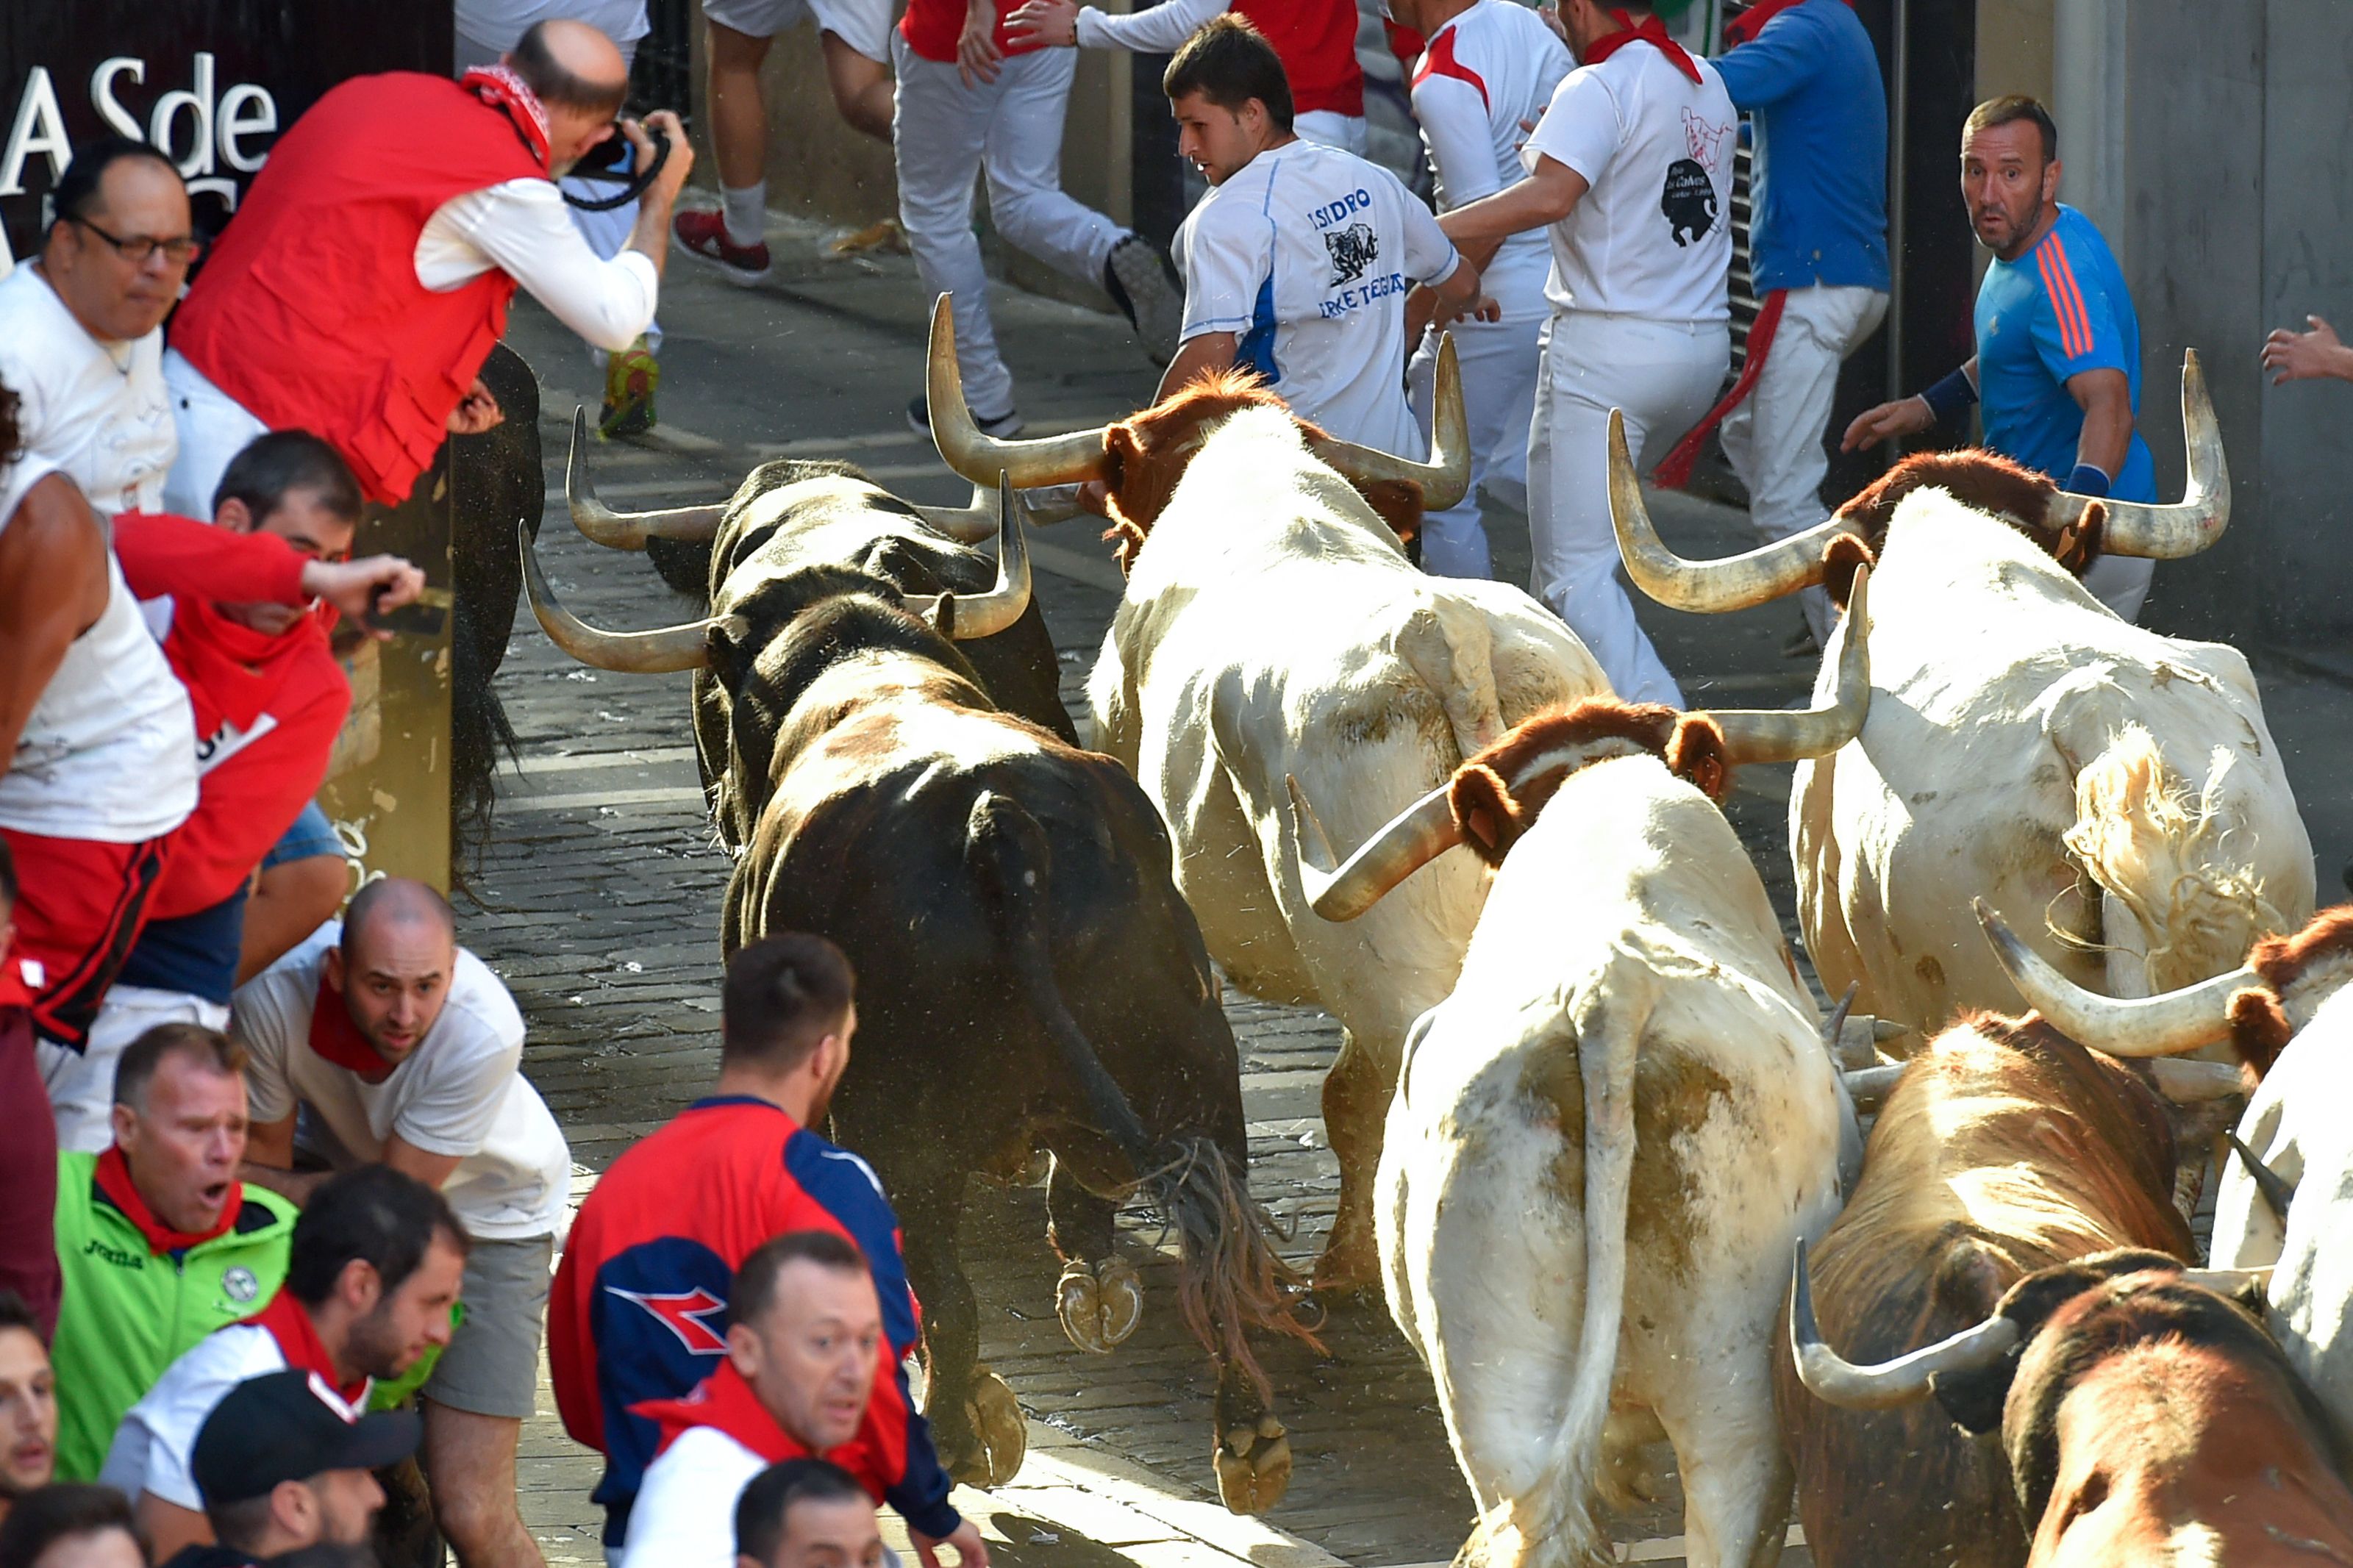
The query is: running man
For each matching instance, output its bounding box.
[1843,96,2158,620]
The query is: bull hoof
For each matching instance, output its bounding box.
[1310,1236,1379,1297]
[1057,1257,1144,1353]
[957,1369,1026,1489]
[1213,1414,1292,1514]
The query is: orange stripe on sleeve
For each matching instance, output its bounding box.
[2037,238,2094,359]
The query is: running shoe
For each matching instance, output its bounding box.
[599,337,659,437]
[907,395,1026,440]
[1104,235,1183,368]
[672,209,773,285]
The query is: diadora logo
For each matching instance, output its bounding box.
[84,1237,143,1270]
[610,1285,729,1355]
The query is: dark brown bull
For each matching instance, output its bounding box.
[1773,1012,2195,1567]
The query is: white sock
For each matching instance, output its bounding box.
[721,182,767,248]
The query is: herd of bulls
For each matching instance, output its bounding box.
[513,301,2353,1567]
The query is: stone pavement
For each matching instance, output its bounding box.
[469,207,2353,1568]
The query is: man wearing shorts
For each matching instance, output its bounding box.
[1843,96,2159,621]
[1438,0,1736,704]
[895,0,1188,432]
[231,879,569,1568]
[1159,18,1482,453]
[671,0,897,284]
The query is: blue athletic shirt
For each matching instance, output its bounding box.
[1974,204,2156,501]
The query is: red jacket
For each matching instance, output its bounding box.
[1238,0,1365,119]
[899,0,1042,65]
[168,74,548,506]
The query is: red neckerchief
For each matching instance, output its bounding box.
[1652,289,1788,489]
[94,1145,241,1254]
[307,973,396,1084]
[166,593,333,738]
[1722,0,1852,50]
[635,1362,887,1503]
[460,65,554,171]
[243,1287,371,1407]
[1583,9,1702,82]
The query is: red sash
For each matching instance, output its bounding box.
[1652,288,1788,490]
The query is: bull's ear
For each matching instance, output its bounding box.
[1929,1357,2017,1436]
[704,613,754,691]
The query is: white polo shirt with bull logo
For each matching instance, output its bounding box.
[1174,137,1462,458]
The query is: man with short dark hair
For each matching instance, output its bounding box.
[160,18,695,514]
[232,878,565,1568]
[103,1165,465,1561]
[1156,17,1482,451]
[621,1235,898,1568]
[551,936,981,1568]
[49,1023,298,1481]
[169,1368,421,1568]
[0,1292,56,1529]
[1843,95,2158,620]
[735,1458,882,1568]
[0,1483,140,1568]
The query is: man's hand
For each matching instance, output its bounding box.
[1074,478,1113,517]
[301,554,427,635]
[447,377,504,434]
[1840,395,1935,452]
[2262,315,2353,386]
[625,111,696,215]
[1004,0,1080,47]
[958,0,1004,85]
[910,1519,991,1568]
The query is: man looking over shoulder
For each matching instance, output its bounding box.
[231,879,568,1568]
[551,935,979,1568]
[1158,18,1482,454]
[161,20,694,515]
[1844,96,2158,620]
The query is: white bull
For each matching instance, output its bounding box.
[923,298,1605,1290]
[1983,904,2353,1450]
[1284,575,1874,1568]
[1609,357,2314,1037]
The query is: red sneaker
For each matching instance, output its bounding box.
[671,210,772,284]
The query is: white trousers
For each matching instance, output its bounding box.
[1293,111,1368,156]
[1407,309,1543,579]
[2080,554,2154,623]
[1718,284,1887,643]
[893,37,1127,418]
[161,348,268,520]
[1527,310,1729,706]
[39,986,229,1153]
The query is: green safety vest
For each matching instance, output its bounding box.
[49,1151,299,1480]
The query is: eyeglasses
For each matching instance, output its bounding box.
[68,216,204,267]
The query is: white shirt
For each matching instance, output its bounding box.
[1074,0,1228,51]
[1520,40,1735,321]
[415,179,658,354]
[99,1324,355,1511]
[0,454,197,842]
[454,0,651,56]
[0,266,175,514]
[231,924,571,1239]
[1410,0,1572,322]
[618,1425,765,1568]
[1175,138,1460,455]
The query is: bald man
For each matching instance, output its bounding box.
[230,878,569,1568]
[160,19,696,516]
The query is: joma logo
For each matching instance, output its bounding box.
[85,1238,143,1270]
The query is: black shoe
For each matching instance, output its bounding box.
[907,395,1024,439]
[1779,623,1821,659]
[1104,235,1182,368]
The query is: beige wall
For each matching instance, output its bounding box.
[1974,0,2053,106]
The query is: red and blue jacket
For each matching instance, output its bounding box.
[548,1096,960,1547]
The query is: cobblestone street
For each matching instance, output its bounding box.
[464,212,2353,1568]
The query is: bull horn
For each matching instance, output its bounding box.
[926,296,1110,488]
[2225,1132,2299,1222]
[901,473,1033,639]
[1289,774,1465,923]
[1842,1062,1905,1111]
[567,407,728,548]
[1974,900,2254,1056]
[519,520,721,673]
[1708,564,1872,764]
[2146,1058,2249,1104]
[2182,1264,2274,1298]
[2051,352,2229,559]
[1305,333,1472,512]
[1789,1240,2021,1409]
[910,486,1001,544]
[1610,407,1860,612]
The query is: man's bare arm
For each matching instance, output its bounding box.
[2065,366,2135,483]
[1438,157,1590,249]
[621,110,697,279]
[1154,332,1239,403]
[0,475,110,781]
[239,1114,328,1205]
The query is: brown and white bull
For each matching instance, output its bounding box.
[1793,1247,2353,1566]
[921,296,1607,1291]
[1279,576,1874,1568]
[1606,356,2314,1037]
[1982,903,2353,1456]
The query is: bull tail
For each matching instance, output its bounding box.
[1396,601,1507,761]
[967,793,1319,1400]
[2063,723,2288,994]
[1462,964,1654,1568]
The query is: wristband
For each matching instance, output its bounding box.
[1918,367,1979,426]
[2065,462,2112,498]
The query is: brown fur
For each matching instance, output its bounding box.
[1773,1011,2192,1568]
[2221,905,2353,1076]
[1832,448,2107,580]
[1096,368,1424,573]
[1820,532,1877,610]
[1441,701,1734,866]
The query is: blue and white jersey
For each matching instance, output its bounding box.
[1174,137,1460,455]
